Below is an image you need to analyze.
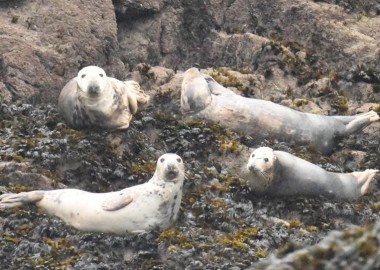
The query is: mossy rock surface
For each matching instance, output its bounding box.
[0,67,379,269]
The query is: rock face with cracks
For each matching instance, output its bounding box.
[0,0,380,269]
[0,0,123,103]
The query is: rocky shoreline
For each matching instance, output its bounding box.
[0,65,379,268]
[1,0,380,269]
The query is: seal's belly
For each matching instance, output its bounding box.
[39,190,179,234]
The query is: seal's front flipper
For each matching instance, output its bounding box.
[204,75,236,96]
[102,192,134,211]
[125,90,139,114]
[0,191,44,209]
[124,81,149,114]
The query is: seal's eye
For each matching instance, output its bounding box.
[264,158,269,162]
[81,74,86,79]
[160,158,165,163]
[251,154,255,158]
[99,73,104,77]
[176,158,182,163]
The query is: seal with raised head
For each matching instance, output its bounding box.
[58,66,149,130]
[241,147,378,200]
[181,68,379,154]
[0,153,185,235]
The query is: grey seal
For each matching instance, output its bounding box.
[0,153,185,235]
[58,66,149,130]
[181,68,379,154]
[241,147,378,200]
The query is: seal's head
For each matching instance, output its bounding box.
[154,153,185,184]
[181,67,212,113]
[246,147,277,190]
[77,66,108,97]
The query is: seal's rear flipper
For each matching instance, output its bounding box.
[0,191,44,209]
[344,111,379,134]
[352,169,379,195]
[332,111,377,123]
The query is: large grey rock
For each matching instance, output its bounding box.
[0,0,123,103]
[2,0,380,105]
[251,222,380,270]
[115,0,380,73]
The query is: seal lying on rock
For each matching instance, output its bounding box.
[181,68,379,154]
[58,66,149,130]
[0,154,185,235]
[241,147,378,200]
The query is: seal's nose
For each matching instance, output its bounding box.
[165,164,179,180]
[88,82,100,94]
[248,164,256,173]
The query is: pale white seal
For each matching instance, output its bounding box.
[181,68,380,154]
[0,153,185,235]
[242,147,378,200]
[58,66,149,130]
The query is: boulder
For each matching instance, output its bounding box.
[0,0,123,103]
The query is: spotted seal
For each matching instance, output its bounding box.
[241,147,378,200]
[58,66,149,130]
[0,153,185,234]
[181,68,379,154]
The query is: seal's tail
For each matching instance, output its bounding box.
[352,169,379,195]
[0,191,44,209]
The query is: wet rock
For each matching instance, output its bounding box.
[330,150,367,171]
[251,222,380,270]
